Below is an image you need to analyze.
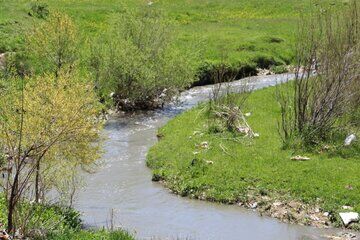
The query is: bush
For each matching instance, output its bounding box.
[29,1,49,19]
[277,0,360,148]
[89,8,197,110]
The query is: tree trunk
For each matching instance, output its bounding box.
[7,171,19,234]
[35,159,41,203]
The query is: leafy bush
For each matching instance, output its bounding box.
[29,1,49,19]
[89,8,197,110]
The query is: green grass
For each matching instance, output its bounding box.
[0,195,134,239]
[0,0,344,69]
[147,84,360,224]
[43,229,134,240]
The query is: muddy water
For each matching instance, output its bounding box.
[74,74,336,240]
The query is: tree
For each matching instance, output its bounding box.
[89,8,198,110]
[0,73,102,234]
[26,12,78,77]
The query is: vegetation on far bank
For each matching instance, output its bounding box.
[0,0,346,84]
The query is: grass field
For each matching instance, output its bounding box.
[0,0,342,71]
[147,84,360,228]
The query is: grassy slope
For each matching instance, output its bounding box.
[0,0,339,67]
[147,84,360,219]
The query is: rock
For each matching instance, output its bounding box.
[256,68,274,76]
[249,202,258,209]
[291,155,310,161]
[109,92,115,98]
[0,230,10,240]
[344,134,356,146]
[339,212,359,226]
[310,215,320,221]
[288,201,301,210]
[323,212,330,217]
[326,232,357,240]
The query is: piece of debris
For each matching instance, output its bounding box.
[342,206,354,210]
[345,185,354,190]
[344,134,356,146]
[253,133,260,138]
[198,141,209,149]
[291,155,310,161]
[339,212,359,226]
[323,212,330,217]
[237,126,251,135]
[193,151,199,155]
[245,112,252,117]
[193,131,201,135]
[205,160,214,165]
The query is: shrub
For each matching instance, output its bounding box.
[29,1,49,19]
[277,0,360,148]
[89,8,197,110]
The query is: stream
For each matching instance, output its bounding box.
[74,74,337,240]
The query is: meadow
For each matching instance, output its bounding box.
[0,0,340,73]
[147,84,360,228]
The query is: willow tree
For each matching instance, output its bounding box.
[26,12,78,77]
[0,73,102,234]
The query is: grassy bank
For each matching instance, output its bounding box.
[147,84,360,229]
[0,195,134,239]
[0,0,343,79]
[44,229,134,240]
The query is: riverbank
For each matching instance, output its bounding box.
[0,0,343,85]
[0,195,134,240]
[147,83,360,231]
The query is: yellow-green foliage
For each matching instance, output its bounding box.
[26,12,78,76]
[0,72,102,213]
